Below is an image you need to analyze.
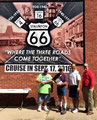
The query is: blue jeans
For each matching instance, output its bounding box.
[38,93,50,103]
[57,86,67,96]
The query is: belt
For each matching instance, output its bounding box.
[83,86,89,87]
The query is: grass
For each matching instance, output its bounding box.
[79,104,85,108]
[68,103,85,108]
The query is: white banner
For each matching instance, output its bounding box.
[5,64,71,73]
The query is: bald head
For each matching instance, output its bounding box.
[72,64,76,71]
[84,63,89,71]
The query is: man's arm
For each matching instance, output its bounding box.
[45,79,53,84]
[52,74,59,82]
[77,73,81,91]
[77,80,81,91]
[36,80,46,85]
[89,72,94,92]
[57,81,68,86]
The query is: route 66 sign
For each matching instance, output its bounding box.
[27,22,51,47]
[53,16,64,27]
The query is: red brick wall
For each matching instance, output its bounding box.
[0,0,97,106]
[0,65,85,106]
[85,0,97,86]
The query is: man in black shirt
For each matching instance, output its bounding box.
[53,67,68,115]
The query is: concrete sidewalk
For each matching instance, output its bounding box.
[0,106,97,120]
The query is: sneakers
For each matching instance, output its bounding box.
[87,111,94,115]
[69,108,75,112]
[44,106,49,112]
[83,109,88,113]
[57,107,62,112]
[72,108,79,113]
[61,108,67,115]
[38,106,49,112]
[37,106,42,112]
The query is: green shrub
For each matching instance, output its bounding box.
[67,103,73,108]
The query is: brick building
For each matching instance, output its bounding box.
[51,13,83,49]
[44,2,64,23]
[14,3,34,24]
[0,26,26,46]
[0,0,97,106]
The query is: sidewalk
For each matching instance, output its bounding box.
[0,106,97,120]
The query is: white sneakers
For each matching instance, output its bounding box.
[38,106,42,112]
[38,106,78,113]
[44,106,49,112]
[72,108,79,113]
[38,106,49,112]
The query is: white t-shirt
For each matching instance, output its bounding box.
[68,69,81,86]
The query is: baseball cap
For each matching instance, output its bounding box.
[84,63,88,67]
[44,68,48,72]
[58,67,64,71]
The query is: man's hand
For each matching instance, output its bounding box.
[36,80,47,84]
[89,88,93,92]
[77,87,80,91]
[57,82,67,86]
[57,83,62,86]
[40,81,46,84]
[46,80,53,84]
[41,80,53,84]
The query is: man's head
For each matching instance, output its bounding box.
[71,64,76,71]
[43,68,48,75]
[58,67,64,74]
[83,63,89,72]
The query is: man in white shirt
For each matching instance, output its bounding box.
[68,64,81,113]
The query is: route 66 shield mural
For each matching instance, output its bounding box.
[27,22,51,47]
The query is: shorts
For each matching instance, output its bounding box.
[38,93,50,103]
[69,85,79,98]
[57,86,67,96]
